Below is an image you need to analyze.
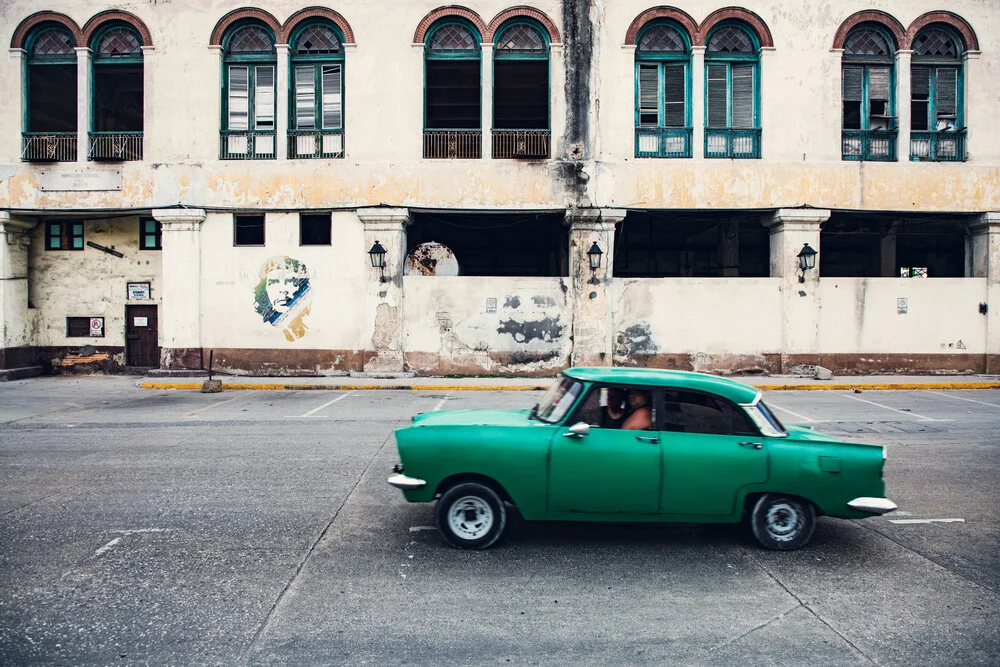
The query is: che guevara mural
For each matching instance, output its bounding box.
[253,256,312,341]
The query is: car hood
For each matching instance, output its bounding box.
[784,424,851,443]
[412,408,535,427]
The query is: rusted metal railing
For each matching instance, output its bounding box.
[492,130,551,159]
[423,130,481,159]
[89,132,143,161]
[21,133,77,162]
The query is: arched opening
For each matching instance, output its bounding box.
[841,24,897,161]
[22,25,77,161]
[492,20,550,159]
[90,23,144,160]
[423,20,482,158]
[220,22,277,160]
[288,21,345,159]
[704,23,761,158]
[634,21,692,158]
[910,25,965,161]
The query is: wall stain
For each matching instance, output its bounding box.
[615,323,660,356]
[532,295,557,307]
[497,316,566,344]
[504,296,521,309]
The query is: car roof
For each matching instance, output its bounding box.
[563,367,761,405]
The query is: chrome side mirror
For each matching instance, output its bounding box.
[565,422,590,438]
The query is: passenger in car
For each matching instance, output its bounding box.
[621,390,653,430]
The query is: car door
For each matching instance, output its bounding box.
[548,384,661,514]
[659,389,768,516]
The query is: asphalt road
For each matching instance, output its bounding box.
[1,377,998,666]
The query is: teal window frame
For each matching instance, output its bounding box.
[23,24,78,134]
[139,219,161,250]
[841,24,897,161]
[220,22,277,160]
[89,22,144,132]
[288,21,345,132]
[46,221,84,251]
[492,19,550,131]
[704,22,761,159]
[910,25,965,162]
[634,20,692,158]
[423,18,482,131]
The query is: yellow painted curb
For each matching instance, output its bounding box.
[753,382,1000,391]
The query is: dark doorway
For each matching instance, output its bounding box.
[126,305,159,367]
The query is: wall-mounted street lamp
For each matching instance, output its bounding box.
[368,240,389,282]
[587,241,603,284]
[797,243,817,283]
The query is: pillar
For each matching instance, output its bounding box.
[275,44,290,161]
[895,49,912,161]
[152,208,206,370]
[881,221,899,277]
[763,209,830,370]
[690,46,705,159]
[481,43,493,159]
[0,212,35,370]
[75,47,91,162]
[549,43,566,158]
[968,213,1000,372]
[567,208,626,366]
[140,46,154,157]
[356,208,412,376]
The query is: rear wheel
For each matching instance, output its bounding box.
[435,482,507,549]
[750,494,816,551]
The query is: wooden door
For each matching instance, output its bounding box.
[126,305,159,367]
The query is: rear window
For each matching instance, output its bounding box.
[756,401,786,434]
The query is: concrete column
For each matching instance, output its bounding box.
[567,208,626,366]
[963,50,982,160]
[0,212,35,372]
[763,209,830,370]
[881,221,899,277]
[140,46,154,158]
[721,221,739,277]
[356,208,412,376]
[549,44,566,157]
[481,43,493,159]
[690,46,705,159]
[75,47,91,162]
[968,213,1000,372]
[152,209,206,370]
[895,50,912,161]
[275,44,290,161]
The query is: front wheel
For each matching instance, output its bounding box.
[750,494,816,551]
[435,482,507,549]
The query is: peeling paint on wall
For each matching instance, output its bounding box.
[615,322,660,357]
[253,256,311,342]
[497,315,566,344]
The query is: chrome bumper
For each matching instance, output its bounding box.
[848,497,898,514]
[388,473,427,490]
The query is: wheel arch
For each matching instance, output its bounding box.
[434,473,514,505]
[741,491,824,519]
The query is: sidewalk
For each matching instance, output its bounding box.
[139,373,1000,391]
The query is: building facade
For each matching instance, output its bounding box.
[1,1,998,377]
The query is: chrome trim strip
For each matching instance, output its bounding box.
[848,497,898,514]
[388,473,427,490]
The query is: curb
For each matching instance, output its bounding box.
[139,381,1000,392]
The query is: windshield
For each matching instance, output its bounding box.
[757,401,786,433]
[535,377,584,424]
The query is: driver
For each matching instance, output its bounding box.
[621,390,653,431]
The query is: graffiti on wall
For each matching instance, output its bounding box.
[253,256,312,342]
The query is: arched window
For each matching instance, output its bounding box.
[90,23,144,161]
[910,25,965,161]
[841,24,896,161]
[221,22,276,160]
[704,23,761,158]
[423,20,481,159]
[493,20,550,159]
[22,25,77,162]
[288,21,345,159]
[634,21,691,158]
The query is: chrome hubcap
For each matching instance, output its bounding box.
[765,502,802,542]
[447,496,493,540]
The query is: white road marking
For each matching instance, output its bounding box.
[889,518,965,524]
[432,396,449,412]
[180,395,240,418]
[113,528,169,535]
[764,401,815,423]
[409,525,436,532]
[928,391,1000,409]
[294,391,354,418]
[838,393,953,422]
[94,537,121,556]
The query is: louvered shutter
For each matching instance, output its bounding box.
[868,67,890,101]
[706,64,728,127]
[254,65,275,130]
[911,67,931,131]
[295,66,316,129]
[731,64,754,128]
[662,63,685,127]
[228,66,249,130]
[935,67,957,117]
[638,64,659,126]
[842,67,863,102]
[321,65,343,129]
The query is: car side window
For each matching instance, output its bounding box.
[568,385,656,431]
[662,390,758,435]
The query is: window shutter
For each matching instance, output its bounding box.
[842,67,863,102]
[321,64,343,129]
[295,66,316,129]
[662,63,686,127]
[228,66,249,131]
[706,63,728,127]
[868,67,890,101]
[638,64,659,126]
[911,67,930,100]
[731,64,754,128]
[935,67,957,117]
[254,65,275,130]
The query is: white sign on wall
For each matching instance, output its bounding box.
[133,317,148,327]
[127,282,151,300]
[89,317,104,337]
[39,170,122,192]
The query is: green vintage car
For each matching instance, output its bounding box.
[388,368,896,550]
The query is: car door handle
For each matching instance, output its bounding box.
[635,436,659,444]
[739,441,763,450]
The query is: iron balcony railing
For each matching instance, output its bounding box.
[492,130,551,159]
[423,130,481,159]
[89,132,143,161]
[910,129,966,162]
[220,130,277,160]
[635,127,692,158]
[842,129,897,162]
[705,128,761,159]
[21,132,77,162]
[287,129,345,159]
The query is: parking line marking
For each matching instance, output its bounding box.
[764,401,815,423]
[837,393,952,422]
[296,391,354,418]
[180,395,241,418]
[94,537,121,557]
[409,526,436,532]
[928,391,1000,409]
[432,396,449,412]
[889,518,965,524]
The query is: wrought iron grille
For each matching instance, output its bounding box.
[423,130,481,159]
[287,129,344,158]
[910,129,966,162]
[89,132,143,160]
[492,130,550,159]
[705,128,760,158]
[220,130,276,159]
[842,129,897,161]
[635,127,692,158]
[21,132,77,161]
